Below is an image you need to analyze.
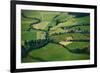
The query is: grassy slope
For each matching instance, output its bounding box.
[36,31,45,39]
[66,42,90,50]
[21,30,36,41]
[21,10,90,63]
[22,10,42,19]
[50,16,90,30]
[32,21,48,30]
[26,43,89,62]
[69,25,90,32]
[50,33,89,42]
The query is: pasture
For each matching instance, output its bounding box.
[21,10,90,63]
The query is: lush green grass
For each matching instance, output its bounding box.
[21,10,90,63]
[40,11,60,21]
[50,33,89,42]
[50,16,90,29]
[22,10,42,19]
[21,21,32,31]
[36,31,46,40]
[32,21,49,30]
[21,30,37,41]
[49,28,66,35]
[22,56,40,63]
[76,16,90,25]
[69,25,90,32]
[50,18,77,30]
[27,43,89,62]
[66,42,90,50]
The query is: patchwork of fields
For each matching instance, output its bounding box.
[21,10,90,63]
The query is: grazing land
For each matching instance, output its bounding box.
[21,10,90,63]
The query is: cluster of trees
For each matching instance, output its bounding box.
[68,28,90,33]
[70,46,90,54]
[51,29,89,36]
[51,23,90,36]
[48,39,90,55]
[61,24,90,30]
[24,39,49,49]
[21,11,90,60]
[21,39,50,58]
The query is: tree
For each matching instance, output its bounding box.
[21,11,90,58]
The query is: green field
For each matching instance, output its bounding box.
[21,10,90,63]
[22,43,89,62]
